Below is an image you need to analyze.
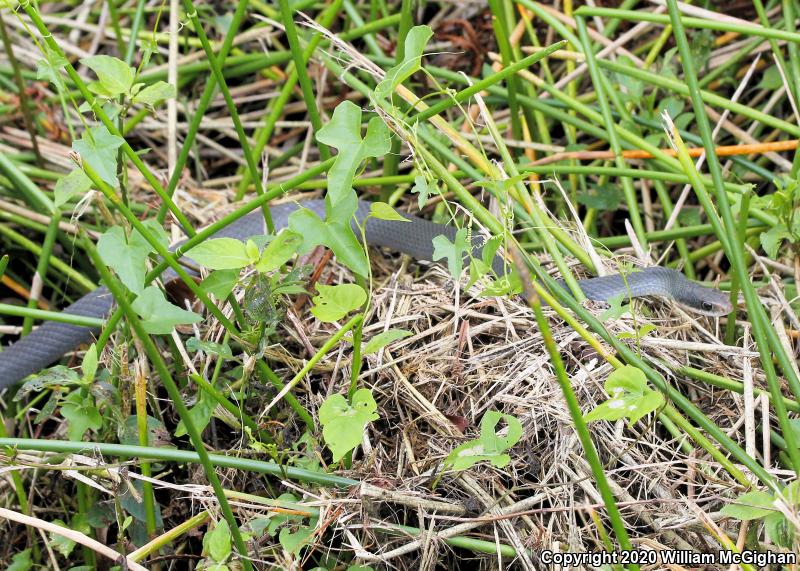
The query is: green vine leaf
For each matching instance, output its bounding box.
[720,490,776,521]
[432,228,470,279]
[73,125,124,186]
[315,100,392,207]
[254,229,303,273]
[443,411,522,471]
[319,388,379,462]
[80,55,135,98]
[583,365,664,424]
[310,283,367,323]
[97,220,167,295]
[203,519,232,563]
[374,25,433,100]
[60,391,102,441]
[54,169,93,208]
[289,193,369,277]
[369,201,409,222]
[132,81,176,107]
[200,269,240,299]
[364,329,412,354]
[188,237,255,270]
[131,286,202,334]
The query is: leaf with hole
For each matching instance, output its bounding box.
[310,283,366,323]
[319,388,379,462]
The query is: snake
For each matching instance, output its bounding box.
[0,199,732,390]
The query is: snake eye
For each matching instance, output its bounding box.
[701,301,714,312]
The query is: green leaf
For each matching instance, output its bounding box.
[48,520,77,557]
[254,229,303,273]
[14,366,81,401]
[81,343,98,382]
[584,365,664,424]
[760,224,792,259]
[759,66,783,90]
[289,200,369,277]
[186,338,234,358]
[315,100,392,206]
[364,329,413,354]
[369,201,409,222]
[443,411,523,471]
[319,388,379,461]
[374,25,433,100]
[61,391,103,441]
[73,125,125,186]
[175,387,215,438]
[279,522,316,555]
[310,283,367,322]
[432,229,470,279]
[188,237,253,270]
[80,55,135,97]
[204,519,232,563]
[131,286,202,334]
[764,511,792,546]
[576,185,624,210]
[97,220,167,295]
[36,48,68,87]
[7,548,33,571]
[133,81,176,107]
[200,269,240,299]
[54,169,93,207]
[411,175,433,209]
[720,490,776,521]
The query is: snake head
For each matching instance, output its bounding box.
[675,281,733,317]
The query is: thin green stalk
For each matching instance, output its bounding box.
[575,17,647,249]
[21,211,59,335]
[410,41,566,124]
[190,373,272,443]
[664,0,800,477]
[0,12,42,166]
[575,6,800,43]
[278,0,330,160]
[81,237,254,571]
[516,252,635,559]
[180,0,274,232]
[236,0,342,198]
[0,224,96,292]
[0,438,358,487]
[487,0,523,143]
[382,0,413,199]
[0,303,104,328]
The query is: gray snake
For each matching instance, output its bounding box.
[0,199,732,389]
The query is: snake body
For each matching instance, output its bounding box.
[0,199,731,389]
